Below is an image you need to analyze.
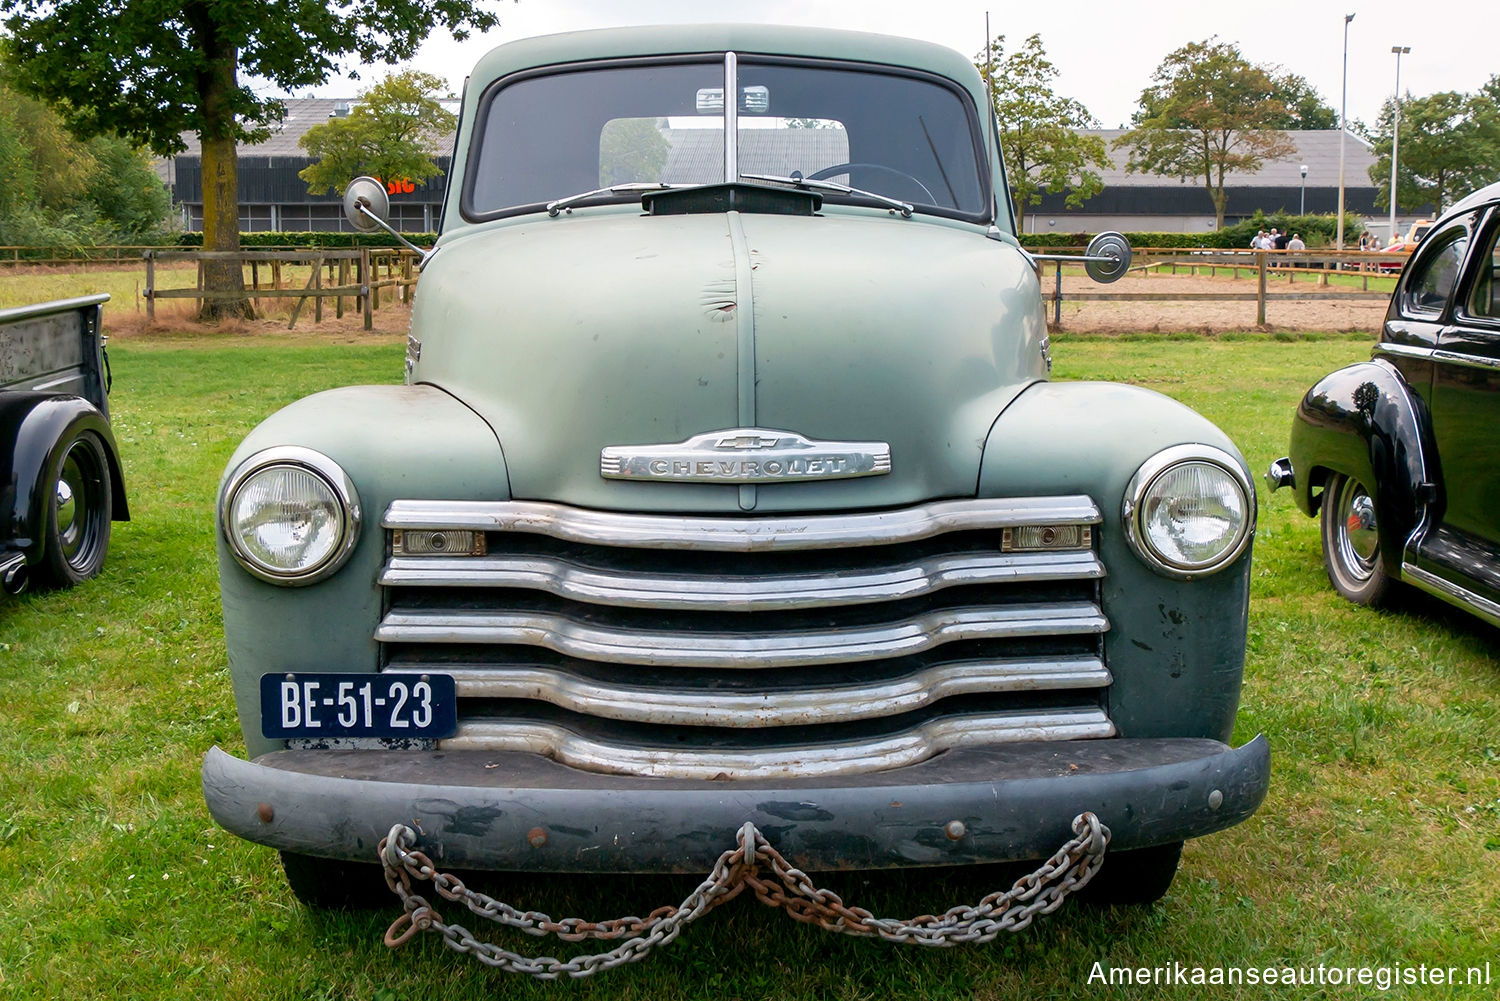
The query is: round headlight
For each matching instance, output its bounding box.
[221,447,360,585]
[1123,445,1254,579]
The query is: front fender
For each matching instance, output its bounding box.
[217,385,511,757]
[0,392,129,562]
[1287,359,1433,572]
[979,381,1253,744]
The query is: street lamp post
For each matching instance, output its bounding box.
[1389,45,1411,246]
[1300,164,1308,215]
[1336,12,1355,252]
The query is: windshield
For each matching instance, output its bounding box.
[463,57,988,220]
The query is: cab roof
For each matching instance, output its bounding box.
[466,23,986,99]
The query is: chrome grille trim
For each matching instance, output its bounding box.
[379,549,1104,611]
[376,601,1108,669]
[441,709,1116,779]
[382,496,1102,551]
[385,655,1110,727]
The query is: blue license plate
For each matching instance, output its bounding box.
[260,672,457,739]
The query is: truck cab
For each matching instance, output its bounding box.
[203,24,1269,910]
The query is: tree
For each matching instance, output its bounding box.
[0,75,168,244]
[977,33,1108,227]
[299,71,456,197]
[598,118,670,187]
[1265,73,1338,129]
[1114,39,1297,229]
[1367,84,1500,213]
[0,1,503,319]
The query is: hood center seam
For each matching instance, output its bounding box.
[727,210,758,511]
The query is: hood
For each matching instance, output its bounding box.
[411,208,1047,512]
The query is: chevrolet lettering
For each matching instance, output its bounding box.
[601,428,891,482]
[202,23,1270,944]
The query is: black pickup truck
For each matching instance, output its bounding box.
[0,294,128,594]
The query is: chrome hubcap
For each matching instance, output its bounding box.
[55,478,77,537]
[1336,480,1379,580]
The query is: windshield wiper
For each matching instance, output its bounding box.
[740,173,914,218]
[546,183,698,217]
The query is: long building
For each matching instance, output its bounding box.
[1022,128,1395,238]
[167,100,1402,238]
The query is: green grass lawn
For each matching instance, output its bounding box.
[1,332,1496,1000]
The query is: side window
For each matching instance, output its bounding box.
[1464,221,1500,320]
[1401,225,1468,316]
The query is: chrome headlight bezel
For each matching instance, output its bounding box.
[220,446,361,586]
[1122,444,1256,580]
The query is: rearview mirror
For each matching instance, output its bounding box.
[1083,232,1132,284]
[343,176,390,232]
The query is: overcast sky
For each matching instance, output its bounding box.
[303,0,1491,131]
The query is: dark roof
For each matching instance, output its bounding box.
[177,97,459,157]
[1083,128,1377,190]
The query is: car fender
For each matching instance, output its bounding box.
[1286,359,1434,572]
[978,381,1253,744]
[216,384,512,758]
[0,392,129,563]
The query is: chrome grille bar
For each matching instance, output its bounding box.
[442,708,1116,779]
[377,601,1107,669]
[382,496,1101,551]
[385,655,1110,727]
[379,549,1104,611]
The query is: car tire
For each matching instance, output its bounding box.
[280,851,396,910]
[36,429,112,589]
[1319,473,1394,607]
[1077,841,1182,905]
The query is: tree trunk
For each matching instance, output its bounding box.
[195,25,252,320]
[1210,188,1228,231]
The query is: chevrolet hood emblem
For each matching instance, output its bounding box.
[602,428,891,484]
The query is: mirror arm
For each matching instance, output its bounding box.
[355,203,433,267]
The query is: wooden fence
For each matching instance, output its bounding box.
[142,248,420,329]
[1037,247,1407,327]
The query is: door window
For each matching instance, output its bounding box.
[1464,219,1500,320]
[1399,222,1469,317]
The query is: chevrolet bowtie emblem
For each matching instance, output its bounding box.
[602,428,891,484]
[715,434,780,450]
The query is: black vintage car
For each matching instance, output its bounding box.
[1269,180,1500,626]
[0,295,129,594]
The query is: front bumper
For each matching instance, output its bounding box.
[203,735,1269,872]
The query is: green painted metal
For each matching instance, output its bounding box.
[218,386,510,757]
[979,382,1254,742]
[413,209,1046,512]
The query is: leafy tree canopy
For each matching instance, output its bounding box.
[0,0,505,316]
[0,1,502,153]
[1366,78,1500,213]
[0,72,169,243]
[299,70,457,196]
[977,33,1108,226]
[1264,73,1338,129]
[598,118,670,187]
[1114,38,1296,229]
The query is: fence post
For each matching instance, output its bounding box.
[144,251,155,325]
[1256,251,1267,326]
[313,254,323,323]
[361,246,373,331]
[1053,261,1062,328]
[336,258,347,319]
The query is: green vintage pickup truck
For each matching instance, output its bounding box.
[203,24,1269,918]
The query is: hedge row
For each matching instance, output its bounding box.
[1018,212,1367,250]
[173,231,437,249]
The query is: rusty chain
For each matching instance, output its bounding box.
[377,812,1109,979]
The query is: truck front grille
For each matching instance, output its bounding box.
[376,498,1112,779]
